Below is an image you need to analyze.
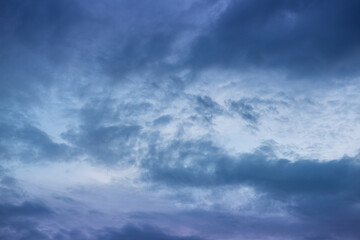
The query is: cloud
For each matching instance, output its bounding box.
[0,121,73,162]
[229,99,259,124]
[127,209,357,240]
[63,124,141,164]
[94,224,206,240]
[0,221,50,240]
[1,1,360,239]
[0,168,22,202]
[187,0,360,80]
[61,97,145,164]
[0,201,53,219]
[145,140,360,196]
[0,0,87,104]
[0,0,206,111]
[153,115,173,126]
[193,95,223,122]
[142,139,360,237]
[0,201,53,240]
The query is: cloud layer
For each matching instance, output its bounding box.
[1,0,360,239]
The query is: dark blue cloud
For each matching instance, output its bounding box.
[194,95,223,122]
[145,141,359,194]
[153,115,173,126]
[63,124,141,164]
[94,224,206,240]
[98,32,176,80]
[145,140,360,196]
[188,0,360,80]
[0,221,50,240]
[143,140,360,237]
[0,168,22,202]
[0,120,73,162]
[128,209,357,240]
[0,0,194,110]
[229,100,259,124]
[61,97,145,164]
[0,201,53,219]
[0,0,87,104]
[0,201,53,240]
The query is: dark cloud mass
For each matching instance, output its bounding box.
[0,201,53,240]
[146,140,360,196]
[1,0,360,239]
[94,225,206,240]
[145,141,360,238]
[189,0,360,79]
[63,124,141,164]
[0,112,73,162]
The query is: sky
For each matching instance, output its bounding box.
[1,0,360,239]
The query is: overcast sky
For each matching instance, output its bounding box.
[1,0,360,239]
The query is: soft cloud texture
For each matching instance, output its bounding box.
[1,0,360,239]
